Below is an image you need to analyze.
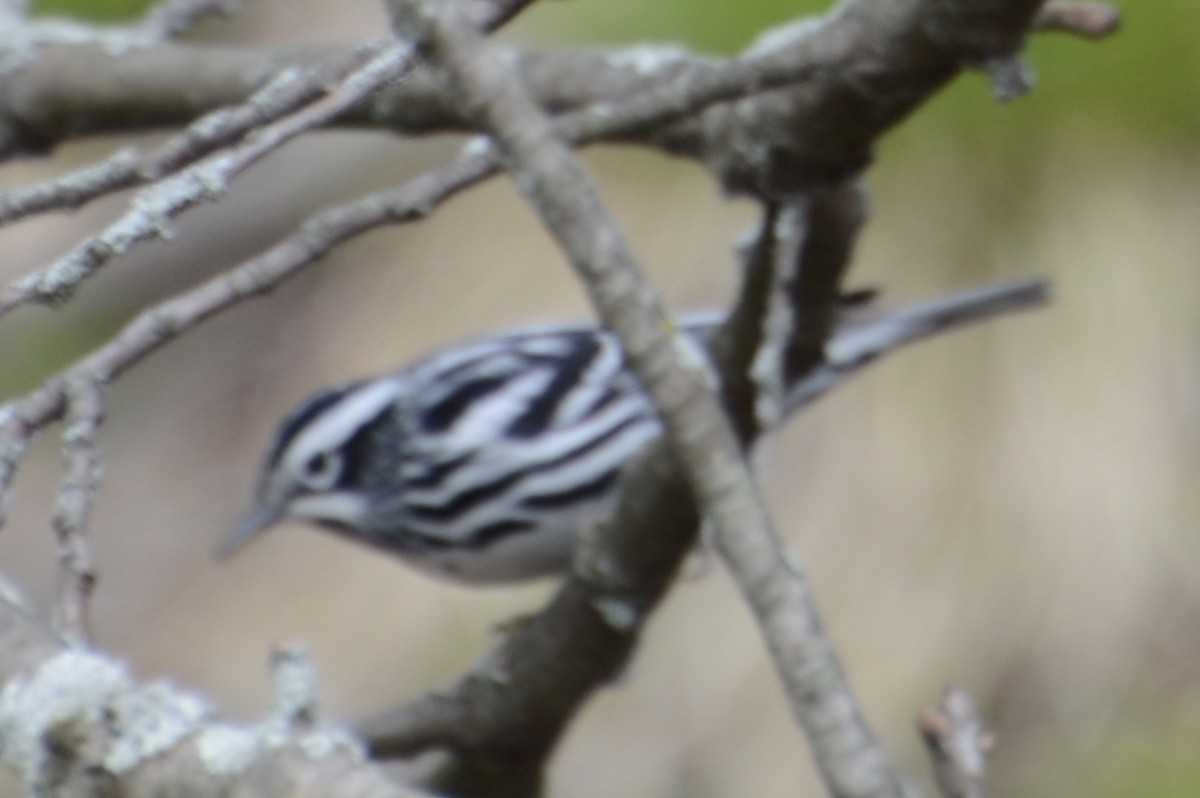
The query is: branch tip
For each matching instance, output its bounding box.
[1034,2,1121,39]
[920,688,993,798]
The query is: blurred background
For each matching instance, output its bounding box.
[2,1,1198,796]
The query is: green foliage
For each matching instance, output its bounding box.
[32,0,154,22]
[0,313,121,397]
[1077,732,1200,798]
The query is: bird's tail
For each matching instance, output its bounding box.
[785,278,1049,410]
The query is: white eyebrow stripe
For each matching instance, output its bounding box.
[282,378,404,475]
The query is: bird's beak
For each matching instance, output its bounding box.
[219,504,282,559]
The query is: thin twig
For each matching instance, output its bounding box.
[0,44,417,317]
[49,378,104,647]
[0,49,378,228]
[748,201,809,430]
[920,689,994,798]
[1033,2,1121,38]
[0,149,143,226]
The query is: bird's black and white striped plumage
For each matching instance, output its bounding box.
[228,280,1045,583]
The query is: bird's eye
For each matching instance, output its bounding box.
[299,451,342,490]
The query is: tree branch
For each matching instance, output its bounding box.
[0,1,1120,188]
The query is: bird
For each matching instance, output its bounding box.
[225,280,1045,584]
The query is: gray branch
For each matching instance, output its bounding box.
[0,42,417,315]
[0,46,377,228]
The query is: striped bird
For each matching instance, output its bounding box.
[226,280,1045,583]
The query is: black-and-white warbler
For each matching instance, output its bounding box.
[226,280,1044,583]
